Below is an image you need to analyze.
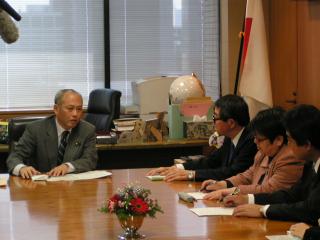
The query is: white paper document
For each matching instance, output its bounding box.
[266,235,301,240]
[186,192,206,200]
[31,174,49,181]
[190,207,234,216]
[31,170,112,182]
[0,174,9,186]
[146,175,165,181]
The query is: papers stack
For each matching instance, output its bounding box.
[113,118,140,132]
[31,170,112,182]
[190,207,234,216]
[146,175,165,181]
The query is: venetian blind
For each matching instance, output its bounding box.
[0,0,104,109]
[109,0,220,105]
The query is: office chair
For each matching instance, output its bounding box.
[8,116,45,151]
[84,88,122,132]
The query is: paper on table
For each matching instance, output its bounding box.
[31,174,49,181]
[266,235,301,240]
[47,170,112,182]
[31,170,112,182]
[146,175,165,181]
[186,192,206,200]
[0,174,9,186]
[190,207,234,216]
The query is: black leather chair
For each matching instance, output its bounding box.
[8,116,44,151]
[84,88,122,132]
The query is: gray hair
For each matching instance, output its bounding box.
[54,89,82,105]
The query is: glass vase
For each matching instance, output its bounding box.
[117,215,146,239]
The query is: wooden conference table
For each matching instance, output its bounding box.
[0,169,294,240]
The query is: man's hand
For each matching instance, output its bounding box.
[203,188,235,200]
[205,181,227,191]
[146,166,176,176]
[19,166,40,179]
[289,223,310,239]
[223,194,249,207]
[164,168,189,182]
[47,164,69,177]
[232,204,264,218]
[200,179,216,192]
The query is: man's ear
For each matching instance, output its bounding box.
[226,118,236,128]
[53,104,58,114]
[274,135,284,146]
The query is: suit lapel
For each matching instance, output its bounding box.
[234,127,250,154]
[45,118,59,168]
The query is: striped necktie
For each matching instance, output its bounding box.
[57,131,69,165]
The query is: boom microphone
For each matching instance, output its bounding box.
[0,8,19,43]
[0,0,21,21]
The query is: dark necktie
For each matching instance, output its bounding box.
[57,131,69,165]
[227,142,235,165]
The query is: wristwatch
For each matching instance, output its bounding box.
[187,171,195,181]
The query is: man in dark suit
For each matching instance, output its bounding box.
[222,105,320,226]
[7,89,98,179]
[147,94,257,182]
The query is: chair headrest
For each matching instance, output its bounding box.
[8,116,45,142]
[87,89,121,114]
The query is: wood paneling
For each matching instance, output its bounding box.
[297,1,320,108]
[268,0,320,109]
[269,0,298,109]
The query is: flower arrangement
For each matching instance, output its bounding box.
[99,183,163,220]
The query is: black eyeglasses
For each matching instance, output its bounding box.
[212,115,223,122]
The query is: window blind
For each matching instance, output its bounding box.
[109,0,220,105]
[0,0,104,109]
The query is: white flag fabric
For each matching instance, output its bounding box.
[239,0,272,118]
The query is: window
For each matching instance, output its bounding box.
[109,0,220,105]
[0,0,105,109]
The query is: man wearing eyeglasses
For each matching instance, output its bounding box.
[6,89,98,179]
[147,94,257,182]
[221,104,320,227]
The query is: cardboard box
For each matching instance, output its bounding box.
[183,121,214,139]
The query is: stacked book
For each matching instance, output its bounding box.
[113,118,140,132]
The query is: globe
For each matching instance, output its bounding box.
[169,73,206,104]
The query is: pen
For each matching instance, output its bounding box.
[219,187,240,202]
[199,180,216,192]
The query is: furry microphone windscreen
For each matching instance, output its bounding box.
[0,8,19,43]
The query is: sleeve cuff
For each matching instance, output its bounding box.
[65,162,75,173]
[175,164,185,170]
[248,194,255,204]
[13,164,26,176]
[262,205,270,217]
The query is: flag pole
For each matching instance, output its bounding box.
[233,4,247,95]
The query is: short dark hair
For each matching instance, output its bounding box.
[215,94,250,127]
[284,104,320,150]
[249,107,287,143]
[54,89,82,105]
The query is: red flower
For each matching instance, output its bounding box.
[108,194,121,211]
[110,194,121,202]
[130,198,149,214]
